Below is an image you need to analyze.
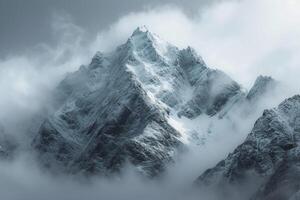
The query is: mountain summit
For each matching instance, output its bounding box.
[32,27,277,177]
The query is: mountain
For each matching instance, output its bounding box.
[32,26,277,177]
[246,75,278,102]
[196,95,300,200]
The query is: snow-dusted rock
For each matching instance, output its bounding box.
[196,95,300,200]
[33,27,187,176]
[246,75,278,102]
[32,27,278,177]
[178,69,242,118]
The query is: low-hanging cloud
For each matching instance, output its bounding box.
[0,13,94,139]
[0,0,300,200]
[2,0,299,134]
[93,0,300,89]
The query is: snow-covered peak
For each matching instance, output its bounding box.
[32,26,286,178]
[246,75,277,101]
[126,26,178,65]
[129,25,156,44]
[255,75,274,85]
[131,26,150,36]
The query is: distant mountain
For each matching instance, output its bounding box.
[196,95,300,200]
[246,75,278,102]
[32,26,279,177]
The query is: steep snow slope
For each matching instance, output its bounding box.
[32,27,277,177]
[196,95,300,200]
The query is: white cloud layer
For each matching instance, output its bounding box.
[0,14,93,136]
[1,0,300,131]
[0,0,299,199]
[93,0,300,89]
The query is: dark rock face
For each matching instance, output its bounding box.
[196,95,300,199]
[254,147,300,200]
[246,76,278,102]
[33,62,183,177]
[32,27,187,176]
[32,27,278,178]
[178,69,242,118]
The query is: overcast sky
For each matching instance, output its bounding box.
[0,0,300,86]
[0,0,300,125]
[0,0,220,57]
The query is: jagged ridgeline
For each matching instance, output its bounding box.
[32,27,279,177]
[197,95,300,200]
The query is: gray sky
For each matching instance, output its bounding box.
[0,0,218,57]
[1,0,299,110]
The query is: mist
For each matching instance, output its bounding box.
[0,0,300,200]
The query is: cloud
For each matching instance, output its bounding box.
[0,1,299,200]
[0,13,92,138]
[93,0,300,89]
[2,0,299,134]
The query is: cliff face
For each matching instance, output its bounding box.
[197,95,300,200]
[31,27,245,176]
[32,27,280,179]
